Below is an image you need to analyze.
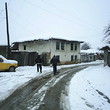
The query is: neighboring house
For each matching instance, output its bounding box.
[0,45,8,57]
[100,45,110,67]
[81,49,103,62]
[12,38,83,65]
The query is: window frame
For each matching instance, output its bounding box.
[24,45,26,50]
[75,43,77,51]
[71,55,74,62]
[75,55,77,61]
[56,42,60,50]
[61,42,64,50]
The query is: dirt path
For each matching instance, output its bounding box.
[0,65,94,110]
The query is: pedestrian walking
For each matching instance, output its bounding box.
[50,55,60,75]
[35,55,43,73]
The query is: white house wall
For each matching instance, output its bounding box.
[19,40,51,54]
[50,40,80,62]
[18,39,81,63]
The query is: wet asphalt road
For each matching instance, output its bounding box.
[0,64,99,110]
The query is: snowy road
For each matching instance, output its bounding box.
[0,65,87,110]
[0,64,100,110]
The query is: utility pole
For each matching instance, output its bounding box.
[5,2,11,59]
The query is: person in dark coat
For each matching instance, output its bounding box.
[50,55,60,75]
[35,55,43,73]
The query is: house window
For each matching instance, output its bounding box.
[56,42,60,50]
[75,44,77,50]
[24,45,26,50]
[71,43,73,50]
[56,55,60,61]
[71,55,74,61]
[61,42,64,50]
[75,55,77,61]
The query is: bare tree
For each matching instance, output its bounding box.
[103,24,110,43]
[81,42,91,50]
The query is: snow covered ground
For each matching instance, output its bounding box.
[0,60,110,110]
[69,64,110,110]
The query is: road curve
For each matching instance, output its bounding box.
[0,64,98,110]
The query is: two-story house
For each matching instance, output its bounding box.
[12,38,83,65]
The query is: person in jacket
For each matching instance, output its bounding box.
[50,55,60,75]
[35,55,43,73]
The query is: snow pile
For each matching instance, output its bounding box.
[69,65,110,110]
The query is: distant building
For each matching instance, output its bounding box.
[81,49,103,62]
[12,38,83,65]
[100,45,110,67]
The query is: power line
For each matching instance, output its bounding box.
[22,0,102,35]
[41,0,101,30]
[8,0,12,5]
[0,0,12,19]
[0,17,5,22]
[0,9,4,15]
[9,15,36,35]
[9,7,43,33]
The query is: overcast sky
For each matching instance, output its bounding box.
[0,0,110,48]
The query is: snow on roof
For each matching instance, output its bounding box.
[81,49,102,54]
[99,42,110,50]
[14,37,83,44]
[13,33,83,44]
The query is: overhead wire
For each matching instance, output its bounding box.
[9,7,44,33]
[0,0,44,41]
[22,0,102,35]
[0,0,12,13]
[9,15,36,35]
[41,0,101,30]
[0,9,4,15]
[0,0,36,30]
[1,0,102,35]
[0,0,12,20]
[1,0,103,39]
[0,17,5,22]
[8,0,12,6]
